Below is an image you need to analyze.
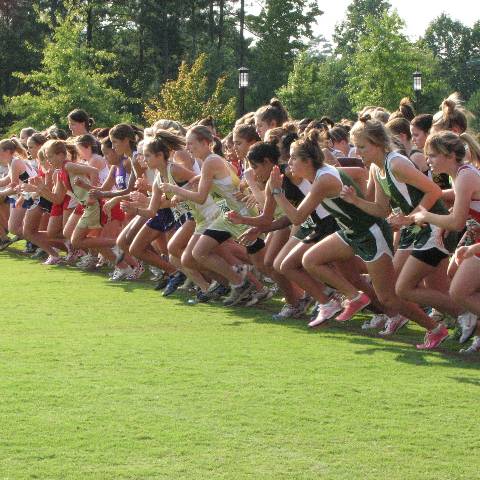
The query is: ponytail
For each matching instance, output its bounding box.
[255,98,289,127]
[460,132,480,167]
[292,128,324,169]
[144,128,186,159]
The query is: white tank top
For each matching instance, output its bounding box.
[297,171,331,219]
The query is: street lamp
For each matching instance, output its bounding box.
[238,66,249,116]
[413,70,422,112]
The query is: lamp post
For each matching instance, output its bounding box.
[413,70,422,113]
[238,66,249,116]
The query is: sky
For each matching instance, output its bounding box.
[315,0,479,41]
[245,0,479,42]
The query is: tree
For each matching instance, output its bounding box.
[423,15,480,99]
[144,53,236,135]
[277,52,353,120]
[3,12,132,135]
[333,0,391,55]
[246,0,322,106]
[0,0,50,132]
[345,12,448,114]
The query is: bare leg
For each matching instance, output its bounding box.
[279,239,328,303]
[129,225,176,274]
[395,256,463,317]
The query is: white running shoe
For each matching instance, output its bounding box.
[272,303,302,320]
[109,266,134,281]
[379,314,409,336]
[308,295,343,328]
[460,336,480,354]
[362,314,388,330]
[43,255,62,265]
[458,312,478,344]
[245,287,274,307]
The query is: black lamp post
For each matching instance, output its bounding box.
[413,70,422,113]
[238,66,249,116]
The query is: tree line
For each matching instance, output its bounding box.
[0,0,479,135]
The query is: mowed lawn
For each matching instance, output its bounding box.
[1,248,479,480]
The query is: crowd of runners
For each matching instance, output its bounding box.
[1,93,480,353]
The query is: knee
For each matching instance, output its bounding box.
[271,257,283,274]
[278,258,292,276]
[191,245,206,264]
[181,251,195,270]
[129,242,141,258]
[394,280,410,300]
[301,253,314,274]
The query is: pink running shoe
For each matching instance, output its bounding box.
[308,295,343,328]
[335,292,371,322]
[416,325,449,350]
[378,314,409,336]
[43,255,62,265]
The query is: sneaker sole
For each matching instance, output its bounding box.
[308,305,343,328]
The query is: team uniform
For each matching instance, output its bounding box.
[167,159,220,235]
[203,155,257,243]
[318,164,394,262]
[374,152,454,266]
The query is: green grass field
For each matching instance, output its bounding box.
[1,248,479,479]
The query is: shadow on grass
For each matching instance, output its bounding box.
[3,248,479,368]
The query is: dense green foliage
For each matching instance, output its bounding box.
[1,247,479,479]
[0,0,478,133]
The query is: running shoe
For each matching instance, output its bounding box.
[272,303,302,320]
[126,262,145,280]
[154,274,170,291]
[457,312,478,344]
[76,253,98,270]
[416,324,449,350]
[0,235,21,251]
[378,315,409,336]
[109,265,134,281]
[32,248,48,260]
[459,336,480,354]
[362,314,388,330]
[23,241,37,254]
[335,292,371,322]
[308,295,343,328]
[297,295,315,316]
[163,271,187,296]
[149,265,164,281]
[244,287,274,307]
[429,308,444,322]
[64,249,84,264]
[223,279,256,307]
[43,255,62,265]
[207,282,231,300]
